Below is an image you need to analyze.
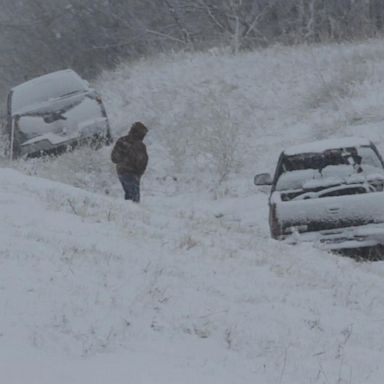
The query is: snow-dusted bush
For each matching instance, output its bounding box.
[13,145,117,195]
[162,89,241,184]
[307,51,370,109]
[190,94,240,184]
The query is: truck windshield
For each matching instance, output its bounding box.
[275,146,384,191]
[281,146,382,172]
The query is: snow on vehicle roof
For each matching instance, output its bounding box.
[284,137,372,156]
[11,69,85,92]
[10,69,88,115]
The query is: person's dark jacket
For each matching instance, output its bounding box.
[111,122,148,176]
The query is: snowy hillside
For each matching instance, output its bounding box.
[3,40,384,383]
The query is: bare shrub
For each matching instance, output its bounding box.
[0,118,9,161]
[163,88,241,187]
[178,234,198,250]
[12,146,115,195]
[193,94,240,184]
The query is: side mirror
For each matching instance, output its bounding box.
[254,173,272,186]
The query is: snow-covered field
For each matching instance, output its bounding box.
[3,40,384,383]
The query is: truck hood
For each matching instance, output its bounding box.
[272,164,384,237]
[273,188,384,236]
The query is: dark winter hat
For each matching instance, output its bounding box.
[129,121,148,139]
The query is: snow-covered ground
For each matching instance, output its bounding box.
[3,40,384,383]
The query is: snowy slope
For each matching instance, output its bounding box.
[3,167,384,383]
[3,40,384,383]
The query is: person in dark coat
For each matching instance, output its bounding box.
[111,122,148,202]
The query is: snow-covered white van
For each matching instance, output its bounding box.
[7,69,112,158]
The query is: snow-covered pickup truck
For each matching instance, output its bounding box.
[255,137,384,254]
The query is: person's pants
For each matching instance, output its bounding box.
[118,173,141,202]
